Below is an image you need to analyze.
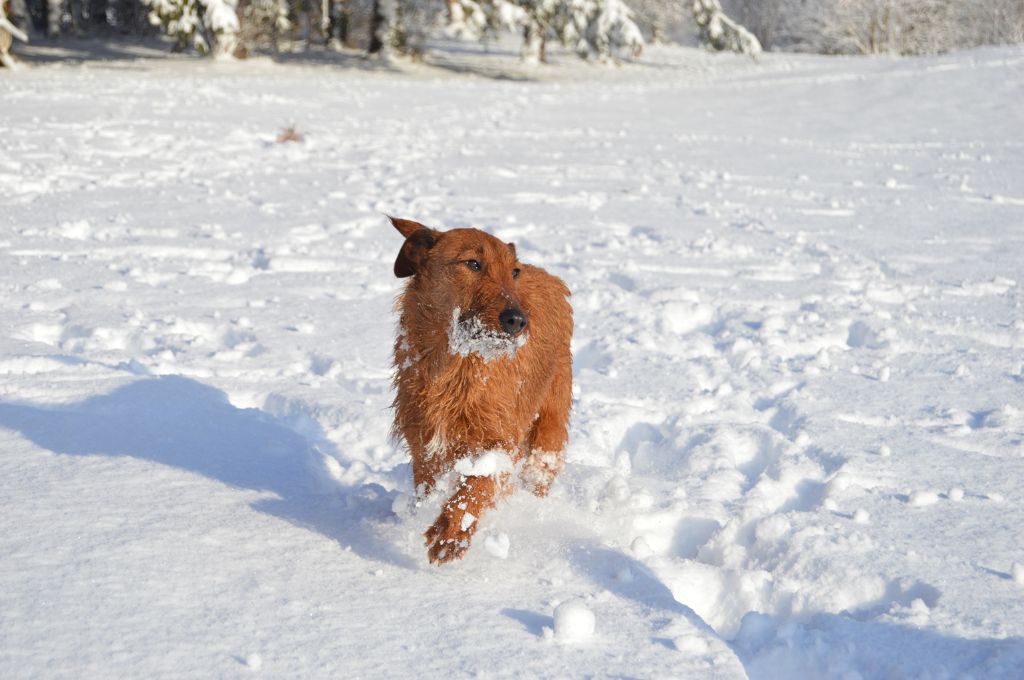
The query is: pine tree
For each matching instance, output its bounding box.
[445,0,643,62]
[145,0,241,55]
[241,0,292,51]
[692,0,761,56]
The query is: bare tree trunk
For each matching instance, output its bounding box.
[521,19,544,63]
[46,0,62,36]
[368,0,384,53]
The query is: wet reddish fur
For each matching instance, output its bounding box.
[388,217,573,564]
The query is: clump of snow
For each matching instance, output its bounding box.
[453,450,513,477]
[391,492,413,517]
[483,533,510,559]
[659,301,714,335]
[630,536,653,559]
[948,487,965,502]
[1012,563,1024,586]
[908,490,940,507]
[3,44,1024,680]
[553,599,595,642]
[447,308,527,362]
[244,654,262,670]
[58,220,92,240]
[672,634,710,654]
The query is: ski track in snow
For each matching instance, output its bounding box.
[1,45,1024,678]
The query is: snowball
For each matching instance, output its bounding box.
[828,472,852,492]
[908,490,939,507]
[672,635,710,654]
[878,366,891,382]
[391,492,412,517]
[948,487,965,502]
[660,301,714,335]
[554,599,595,642]
[1012,563,1024,585]
[878,445,892,457]
[483,533,510,559]
[630,536,653,559]
[853,509,870,524]
[244,654,262,671]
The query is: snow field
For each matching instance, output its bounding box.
[2,45,1024,678]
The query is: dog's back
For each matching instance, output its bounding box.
[388,218,572,563]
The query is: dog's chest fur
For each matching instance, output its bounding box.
[394,315,545,458]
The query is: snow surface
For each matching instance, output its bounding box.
[1,45,1024,678]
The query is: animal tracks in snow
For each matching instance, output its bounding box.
[2,47,1023,678]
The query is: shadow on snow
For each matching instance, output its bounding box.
[570,545,1024,678]
[0,375,415,569]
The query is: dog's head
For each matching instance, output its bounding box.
[389,216,529,347]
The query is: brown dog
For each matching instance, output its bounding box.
[388,216,573,564]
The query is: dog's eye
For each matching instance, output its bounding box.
[465,259,482,272]
[512,268,521,279]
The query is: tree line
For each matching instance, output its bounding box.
[1,0,1022,66]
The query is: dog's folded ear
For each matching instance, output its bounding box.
[389,216,440,278]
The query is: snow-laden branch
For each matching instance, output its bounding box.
[692,0,761,57]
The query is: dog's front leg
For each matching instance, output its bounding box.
[425,473,510,564]
[520,365,572,497]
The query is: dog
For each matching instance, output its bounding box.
[388,216,573,564]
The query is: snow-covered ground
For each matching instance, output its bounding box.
[2,44,1023,678]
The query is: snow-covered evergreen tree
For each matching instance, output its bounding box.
[584,0,643,58]
[145,0,241,56]
[693,0,760,56]
[385,0,447,58]
[240,0,291,51]
[446,0,523,40]
[446,0,642,62]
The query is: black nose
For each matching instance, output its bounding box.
[499,307,528,335]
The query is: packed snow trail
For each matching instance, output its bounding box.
[1,45,1023,678]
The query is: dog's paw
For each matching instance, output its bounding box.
[520,451,562,497]
[424,507,476,564]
